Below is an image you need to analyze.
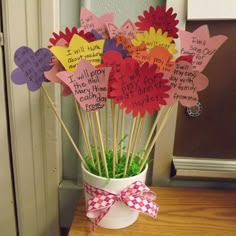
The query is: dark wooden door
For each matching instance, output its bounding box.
[174,21,236,160]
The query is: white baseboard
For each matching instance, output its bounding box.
[173,156,236,180]
[59,180,83,228]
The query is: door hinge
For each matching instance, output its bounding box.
[0,32,4,46]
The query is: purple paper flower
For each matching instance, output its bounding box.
[11,46,52,91]
[103,38,129,58]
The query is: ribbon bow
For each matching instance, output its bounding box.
[84,181,159,230]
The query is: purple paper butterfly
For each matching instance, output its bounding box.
[11,46,52,91]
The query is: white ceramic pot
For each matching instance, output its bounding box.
[81,164,148,229]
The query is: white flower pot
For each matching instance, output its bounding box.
[81,164,148,229]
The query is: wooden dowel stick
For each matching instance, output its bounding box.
[123,117,137,177]
[130,115,141,154]
[41,86,88,170]
[105,101,109,149]
[143,107,166,154]
[87,112,101,176]
[112,104,118,177]
[99,109,103,140]
[94,111,109,177]
[129,117,144,167]
[116,107,121,143]
[139,106,174,173]
[74,100,94,167]
[120,109,125,158]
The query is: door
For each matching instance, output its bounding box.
[152,0,236,185]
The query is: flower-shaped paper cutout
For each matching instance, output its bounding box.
[78,29,97,42]
[80,7,114,39]
[45,57,72,96]
[132,27,177,55]
[176,55,193,64]
[50,34,105,72]
[102,51,125,98]
[45,38,72,96]
[165,60,209,107]
[57,59,111,112]
[111,61,170,117]
[11,46,52,91]
[135,5,179,39]
[49,27,79,46]
[49,27,97,48]
[179,25,228,72]
[106,19,136,39]
[116,35,146,57]
[103,38,128,58]
[132,46,175,72]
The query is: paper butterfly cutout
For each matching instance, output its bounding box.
[179,25,228,72]
[106,19,136,39]
[50,34,105,72]
[11,46,52,91]
[165,60,209,107]
[132,27,177,55]
[111,60,170,117]
[135,5,179,39]
[57,59,111,112]
[80,7,114,39]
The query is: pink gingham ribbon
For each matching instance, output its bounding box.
[84,181,159,230]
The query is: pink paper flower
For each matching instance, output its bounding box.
[179,25,228,72]
[165,60,209,107]
[106,19,136,39]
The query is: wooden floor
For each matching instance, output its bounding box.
[68,186,236,236]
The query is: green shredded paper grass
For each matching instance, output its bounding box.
[84,137,149,178]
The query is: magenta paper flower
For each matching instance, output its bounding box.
[135,5,179,39]
[106,19,136,39]
[179,25,228,72]
[11,46,52,91]
[80,7,114,39]
[111,61,170,117]
[56,59,111,112]
[165,60,209,107]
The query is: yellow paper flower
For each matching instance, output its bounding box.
[132,27,177,55]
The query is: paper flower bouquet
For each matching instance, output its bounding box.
[11,5,227,229]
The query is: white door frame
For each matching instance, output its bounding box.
[2,0,62,235]
[0,10,17,234]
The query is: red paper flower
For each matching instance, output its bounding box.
[102,51,123,98]
[111,61,170,117]
[135,5,179,39]
[49,27,96,47]
[49,27,79,46]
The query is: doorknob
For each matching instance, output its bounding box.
[186,101,202,117]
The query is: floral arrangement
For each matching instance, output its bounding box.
[11,5,227,179]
